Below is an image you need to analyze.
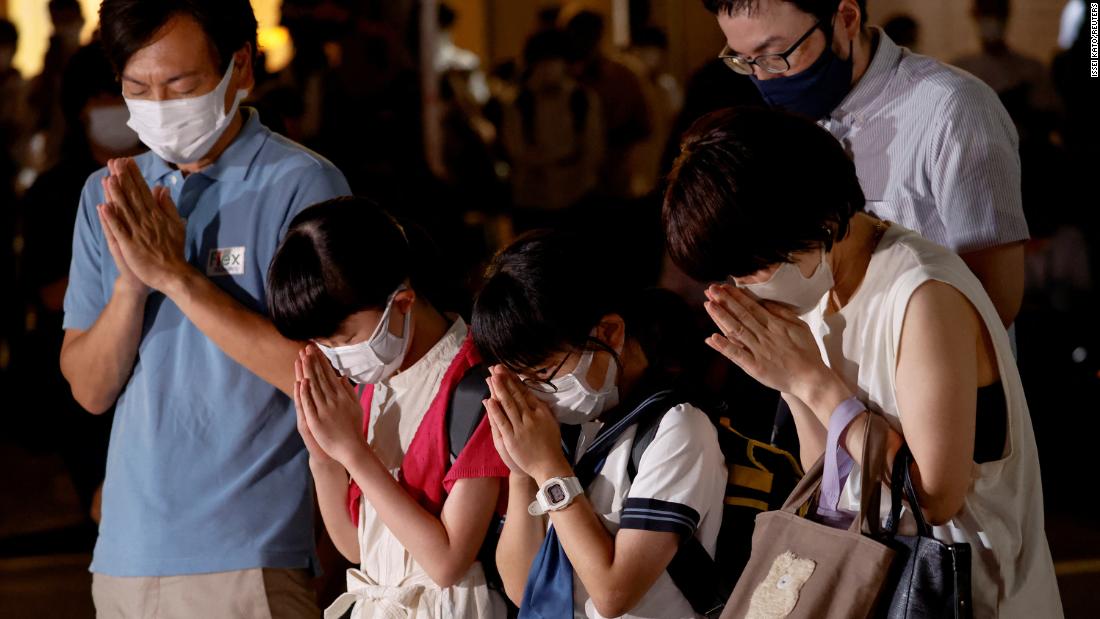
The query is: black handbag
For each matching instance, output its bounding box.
[879,444,973,619]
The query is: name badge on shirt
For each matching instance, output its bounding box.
[207,247,246,276]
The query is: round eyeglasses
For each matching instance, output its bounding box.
[718,19,824,76]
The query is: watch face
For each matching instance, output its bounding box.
[547,483,567,504]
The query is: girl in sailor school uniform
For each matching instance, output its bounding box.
[471,230,727,619]
[266,197,510,618]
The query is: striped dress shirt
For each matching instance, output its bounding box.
[820,29,1029,253]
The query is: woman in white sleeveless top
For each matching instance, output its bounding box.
[662,107,1062,618]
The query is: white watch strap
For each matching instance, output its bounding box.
[528,476,583,516]
[527,498,546,516]
[559,476,583,500]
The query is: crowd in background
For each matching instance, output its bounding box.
[0,0,1096,592]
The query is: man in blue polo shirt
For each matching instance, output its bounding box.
[59,1,350,616]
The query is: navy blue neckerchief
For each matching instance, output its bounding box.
[517,387,680,619]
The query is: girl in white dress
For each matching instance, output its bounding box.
[267,197,510,618]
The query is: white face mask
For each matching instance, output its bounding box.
[738,248,834,316]
[124,60,248,164]
[533,337,621,425]
[315,288,413,385]
[87,104,141,154]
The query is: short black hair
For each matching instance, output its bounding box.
[438,2,457,29]
[564,10,605,60]
[472,230,618,371]
[523,29,570,66]
[702,0,868,27]
[537,6,562,28]
[882,14,918,48]
[973,0,1010,19]
[0,19,17,48]
[49,0,82,16]
[663,107,864,281]
[634,26,669,50]
[98,0,258,75]
[267,197,411,342]
[61,40,121,125]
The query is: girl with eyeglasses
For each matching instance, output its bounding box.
[471,230,726,619]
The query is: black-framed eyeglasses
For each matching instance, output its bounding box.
[520,337,617,394]
[718,19,825,76]
[521,351,573,394]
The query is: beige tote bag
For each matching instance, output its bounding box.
[720,414,895,619]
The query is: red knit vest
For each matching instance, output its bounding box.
[346,334,507,523]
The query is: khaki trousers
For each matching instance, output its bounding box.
[92,568,319,619]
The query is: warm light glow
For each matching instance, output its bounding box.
[258,25,293,74]
[9,0,291,77]
[10,0,101,77]
[251,0,294,73]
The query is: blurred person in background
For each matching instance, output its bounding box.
[27,0,87,171]
[439,68,499,211]
[1036,12,1100,463]
[537,6,563,32]
[952,1,1074,302]
[1052,8,1098,176]
[656,51,765,306]
[629,26,682,198]
[315,10,422,201]
[434,5,496,207]
[563,8,653,201]
[59,0,350,615]
[481,59,518,157]
[1,19,24,358]
[659,60,764,177]
[502,29,604,232]
[15,40,144,526]
[952,2,1087,408]
[1,18,27,172]
[436,2,489,106]
[252,0,352,146]
[632,26,683,118]
[654,49,771,438]
[952,0,1060,136]
[882,13,919,52]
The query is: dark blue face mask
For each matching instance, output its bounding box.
[750,37,854,120]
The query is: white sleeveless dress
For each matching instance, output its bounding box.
[802,225,1063,618]
[324,319,507,619]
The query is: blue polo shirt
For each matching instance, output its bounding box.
[63,109,351,576]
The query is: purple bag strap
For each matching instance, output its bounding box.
[816,396,866,523]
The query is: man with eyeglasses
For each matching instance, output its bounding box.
[702,0,1027,330]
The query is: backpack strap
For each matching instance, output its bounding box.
[626,401,726,618]
[627,406,667,480]
[572,389,679,485]
[443,362,515,611]
[354,351,489,464]
[447,363,491,460]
